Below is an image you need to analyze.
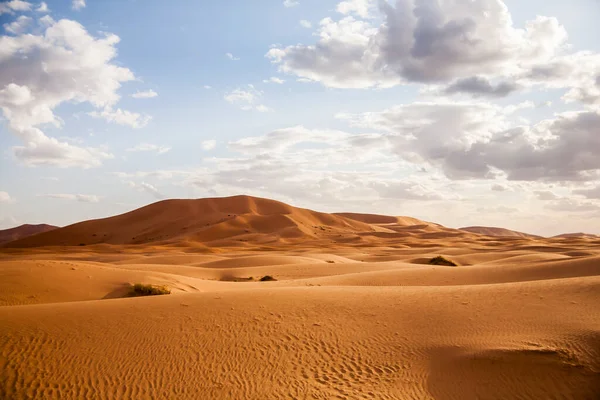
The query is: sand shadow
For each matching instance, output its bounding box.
[102,283,134,299]
[425,342,600,400]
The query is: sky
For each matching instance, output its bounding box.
[1,0,600,236]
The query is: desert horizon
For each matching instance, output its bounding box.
[2,0,600,398]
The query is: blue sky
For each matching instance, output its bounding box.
[1,0,600,236]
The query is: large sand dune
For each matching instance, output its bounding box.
[1,196,599,399]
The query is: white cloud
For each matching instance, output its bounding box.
[88,108,151,129]
[283,0,299,7]
[201,140,217,151]
[339,102,600,182]
[131,90,158,99]
[0,1,32,15]
[267,0,569,89]
[4,16,32,35]
[203,85,212,89]
[128,181,165,200]
[36,2,49,12]
[0,18,138,167]
[336,0,373,18]
[71,0,85,11]
[41,193,100,203]
[0,191,15,203]
[299,20,312,29]
[224,85,273,112]
[263,77,285,84]
[126,143,171,154]
[225,52,240,61]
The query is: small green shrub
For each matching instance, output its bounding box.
[259,275,277,282]
[429,256,457,267]
[128,283,171,297]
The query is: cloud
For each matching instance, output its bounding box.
[283,0,299,7]
[36,2,49,12]
[224,85,273,112]
[336,0,373,18]
[225,52,240,61]
[71,0,85,11]
[3,15,32,35]
[203,85,212,89]
[299,20,312,28]
[267,0,568,89]
[573,186,600,199]
[88,108,151,129]
[339,102,600,182]
[0,191,15,203]
[41,194,100,203]
[545,198,600,213]
[263,77,285,84]
[126,143,171,154]
[0,1,32,15]
[131,90,158,99]
[128,181,165,200]
[443,76,521,98]
[0,18,139,167]
[201,140,217,151]
[535,191,558,200]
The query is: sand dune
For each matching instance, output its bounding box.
[1,196,599,399]
[459,226,541,238]
[0,224,58,245]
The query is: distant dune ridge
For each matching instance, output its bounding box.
[3,197,596,249]
[0,224,58,245]
[459,226,542,239]
[0,194,599,399]
[2,195,442,248]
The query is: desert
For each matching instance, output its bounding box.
[1,195,599,399]
[3,0,600,398]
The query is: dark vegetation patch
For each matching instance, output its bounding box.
[259,275,277,282]
[429,256,458,267]
[128,283,171,297]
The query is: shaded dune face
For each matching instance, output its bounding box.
[1,195,599,399]
[0,224,58,245]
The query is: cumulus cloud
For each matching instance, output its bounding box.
[443,76,521,98]
[225,52,240,61]
[72,0,85,11]
[3,15,32,34]
[41,193,100,203]
[36,2,49,12]
[126,143,171,154]
[131,90,158,99]
[224,85,273,112]
[283,0,299,7]
[339,102,600,182]
[0,18,140,167]
[0,1,32,15]
[267,0,569,89]
[336,0,373,18]
[201,140,217,150]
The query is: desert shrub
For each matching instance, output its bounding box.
[259,275,277,282]
[128,283,171,297]
[429,256,457,267]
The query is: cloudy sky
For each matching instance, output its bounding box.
[1,0,600,236]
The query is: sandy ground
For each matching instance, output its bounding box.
[0,198,599,399]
